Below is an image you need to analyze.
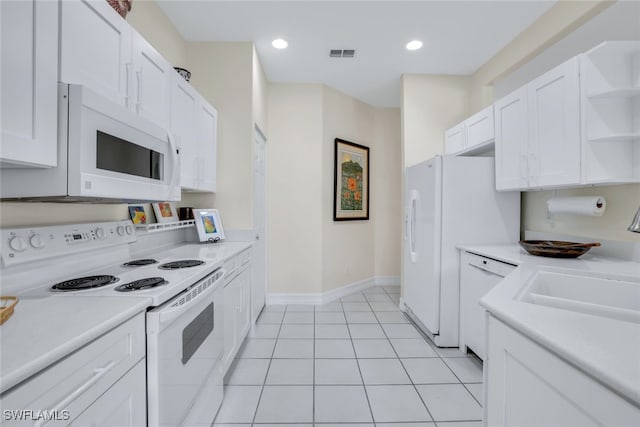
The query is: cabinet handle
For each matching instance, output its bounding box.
[136,69,143,113]
[34,361,116,427]
[125,62,132,108]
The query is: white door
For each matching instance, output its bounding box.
[403,158,442,334]
[444,123,466,154]
[1,0,58,167]
[495,86,529,191]
[527,57,581,188]
[131,32,172,128]
[59,0,132,107]
[252,127,267,322]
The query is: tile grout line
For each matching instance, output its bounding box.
[370,288,437,425]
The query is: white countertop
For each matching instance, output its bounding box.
[0,240,253,394]
[458,244,640,406]
[0,296,150,394]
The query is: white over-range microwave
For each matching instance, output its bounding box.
[1,84,180,202]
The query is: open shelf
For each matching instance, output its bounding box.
[588,134,640,143]
[134,220,195,233]
[587,87,640,99]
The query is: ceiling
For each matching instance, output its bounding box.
[157,1,556,108]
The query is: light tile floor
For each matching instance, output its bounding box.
[214,285,483,427]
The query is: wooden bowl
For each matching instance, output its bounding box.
[519,240,601,258]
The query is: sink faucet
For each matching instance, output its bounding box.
[629,206,640,233]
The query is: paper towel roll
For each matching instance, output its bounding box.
[546,196,606,216]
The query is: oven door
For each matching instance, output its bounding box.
[65,84,180,201]
[147,268,225,427]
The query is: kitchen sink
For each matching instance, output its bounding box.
[519,269,640,324]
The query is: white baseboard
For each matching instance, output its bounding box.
[268,275,399,305]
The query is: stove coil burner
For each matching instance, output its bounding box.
[52,275,118,292]
[115,277,168,292]
[123,259,158,267]
[158,260,205,270]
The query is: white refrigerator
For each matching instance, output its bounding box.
[403,155,519,347]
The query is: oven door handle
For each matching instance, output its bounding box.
[156,269,226,326]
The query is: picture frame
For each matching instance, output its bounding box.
[128,205,148,225]
[333,138,370,221]
[152,202,178,223]
[193,209,226,242]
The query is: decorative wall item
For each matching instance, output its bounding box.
[128,205,147,224]
[107,0,133,18]
[152,202,178,223]
[193,209,226,242]
[333,138,369,221]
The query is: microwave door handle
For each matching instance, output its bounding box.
[167,131,179,198]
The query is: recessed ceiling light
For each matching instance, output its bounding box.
[406,40,423,51]
[272,38,288,49]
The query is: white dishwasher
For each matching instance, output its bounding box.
[459,251,516,360]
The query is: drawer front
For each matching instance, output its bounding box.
[1,314,145,426]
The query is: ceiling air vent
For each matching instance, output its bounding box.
[329,49,356,58]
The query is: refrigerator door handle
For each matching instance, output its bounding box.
[409,190,418,263]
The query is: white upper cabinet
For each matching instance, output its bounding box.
[444,123,466,154]
[445,105,495,156]
[131,32,172,127]
[495,57,581,190]
[496,42,639,190]
[170,74,198,190]
[197,101,218,192]
[1,0,58,168]
[527,57,581,188]
[60,0,132,107]
[580,41,640,184]
[495,87,528,191]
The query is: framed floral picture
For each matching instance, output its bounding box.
[193,209,226,242]
[152,202,178,223]
[128,205,147,225]
[333,138,369,221]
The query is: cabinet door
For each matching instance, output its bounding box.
[486,316,640,426]
[527,58,581,188]
[196,99,218,192]
[223,275,242,371]
[444,122,466,154]
[238,267,252,339]
[494,86,528,191]
[465,105,494,149]
[1,0,58,167]
[131,32,172,129]
[60,0,132,107]
[170,74,198,189]
[71,361,146,427]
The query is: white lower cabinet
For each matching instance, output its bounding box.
[485,315,640,426]
[223,256,252,372]
[0,314,146,426]
[71,361,145,427]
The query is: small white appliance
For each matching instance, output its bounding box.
[0,221,231,426]
[403,155,519,347]
[0,84,180,202]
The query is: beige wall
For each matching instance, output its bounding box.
[401,74,470,167]
[267,83,402,294]
[373,108,402,278]
[267,84,324,294]
[127,0,189,69]
[181,42,255,229]
[321,86,376,291]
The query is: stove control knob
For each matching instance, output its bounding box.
[94,227,105,240]
[125,224,134,235]
[116,225,125,236]
[8,236,27,252]
[29,234,45,249]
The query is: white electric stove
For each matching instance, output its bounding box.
[0,220,238,426]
